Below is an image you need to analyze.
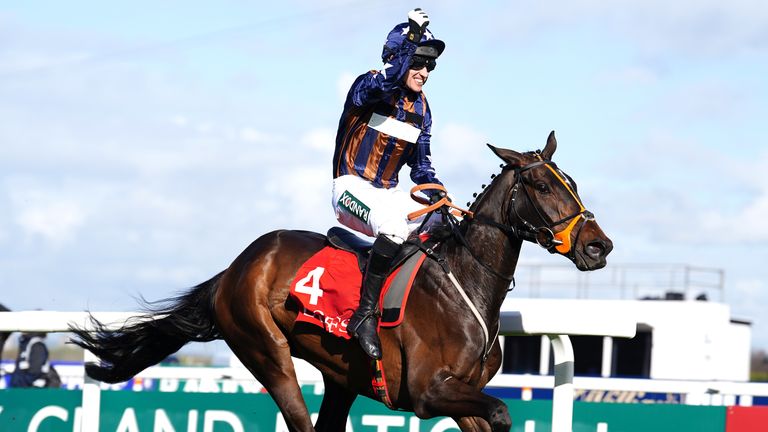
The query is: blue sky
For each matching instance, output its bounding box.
[2,1,768,353]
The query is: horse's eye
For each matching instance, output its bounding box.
[534,182,550,194]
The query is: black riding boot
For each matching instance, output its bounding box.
[348,234,400,359]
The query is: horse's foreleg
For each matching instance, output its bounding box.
[414,375,511,432]
[314,377,357,432]
[454,417,492,432]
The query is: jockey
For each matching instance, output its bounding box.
[331,8,447,360]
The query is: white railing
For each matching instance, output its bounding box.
[0,307,638,432]
[514,263,725,301]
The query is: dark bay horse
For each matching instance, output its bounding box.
[72,132,612,432]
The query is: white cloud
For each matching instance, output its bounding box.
[15,199,86,246]
[490,1,768,58]
[239,127,271,143]
[600,66,659,86]
[263,165,335,231]
[300,128,335,154]
[0,51,92,75]
[136,265,203,286]
[195,122,214,133]
[170,115,189,127]
[688,151,768,242]
[699,190,768,242]
[660,80,749,122]
[600,139,768,246]
[336,72,356,102]
[432,123,493,175]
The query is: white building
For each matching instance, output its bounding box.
[497,263,751,382]
[499,297,751,381]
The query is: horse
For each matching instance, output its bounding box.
[71,131,612,432]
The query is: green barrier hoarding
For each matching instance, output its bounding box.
[0,389,731,432]
[0,389,81,431]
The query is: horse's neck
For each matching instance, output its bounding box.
[442,184,523,325]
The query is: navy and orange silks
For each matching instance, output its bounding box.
[332,38,441,192]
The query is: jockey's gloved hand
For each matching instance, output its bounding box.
[429,190,447,205]
[407,8,430,43]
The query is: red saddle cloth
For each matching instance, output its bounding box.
[289,246,425,339]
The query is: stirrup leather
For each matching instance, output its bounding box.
[349,309,381,334]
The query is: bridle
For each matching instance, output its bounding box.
[508,156,594,255]
[471,153,594,267]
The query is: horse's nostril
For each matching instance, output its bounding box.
[586,241,606,259]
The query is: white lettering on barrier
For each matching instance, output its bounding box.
[116,408,139,432]
[409,417,419,432]
[160,378,180,392]
[430,418,459,432]
[362,415,405,432]
[524,420,535,432]
[28,406,68,432]
[204,410,244,432]
[114,408,243,432]
[156,378,264,394]
[189,410,199,432]
[155,409,175,432]
[406,417,459,432]
[597,423,608,432]
[184,379,211,393]
[239,381,264,394]
[276,412,464,432]
[276,413,353,432]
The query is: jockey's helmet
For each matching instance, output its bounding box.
[381,22,445,63]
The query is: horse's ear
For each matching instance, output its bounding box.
[542,131,557,160]
[487,143,524,167]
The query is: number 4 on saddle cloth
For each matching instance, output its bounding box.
[289,227,428,339]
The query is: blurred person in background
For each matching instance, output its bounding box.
[10,331,60,388]
[0,303,11,380]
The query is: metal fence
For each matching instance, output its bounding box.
[512,263,725,302]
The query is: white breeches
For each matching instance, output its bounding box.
[331,175,440,244]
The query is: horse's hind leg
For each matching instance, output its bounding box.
[220,305,315,432]
[314,377,357,432]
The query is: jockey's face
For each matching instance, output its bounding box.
[404,66,429,93]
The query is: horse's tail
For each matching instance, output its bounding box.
[69,271,224,384]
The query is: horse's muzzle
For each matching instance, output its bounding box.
[577,238,613,270]
[586,239,612,260]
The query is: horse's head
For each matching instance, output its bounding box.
[486,131,613,270]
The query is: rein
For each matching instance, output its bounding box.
[407,184,514,283]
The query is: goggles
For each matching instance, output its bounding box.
[410,55,436,72]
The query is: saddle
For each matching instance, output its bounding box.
[325,227,422,275]
[288,228,431,338]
